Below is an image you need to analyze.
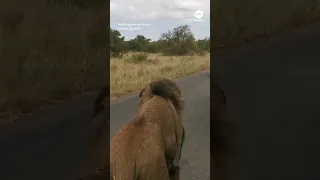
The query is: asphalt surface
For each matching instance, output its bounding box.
[213,22,320,180]
[110,70,210,180]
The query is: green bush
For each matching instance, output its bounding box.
[126,53,149,64]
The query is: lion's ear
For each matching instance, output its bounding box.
[173,88,182,97]
[177,88,182,96]
[139,88,145,98]
[178,96,185,109]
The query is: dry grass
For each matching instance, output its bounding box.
[110,53,210,98]
[212,0,320,49]
[0,0,107,116]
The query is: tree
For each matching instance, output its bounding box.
[159,25,197,56]
[127,35,151,52]
[197,37,210,51]
[146,41,159,53]
[110,28,126,57]
[109,26,209,56]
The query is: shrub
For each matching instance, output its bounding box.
[126,52,149,64]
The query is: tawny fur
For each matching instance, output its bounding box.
[110,78,185,180]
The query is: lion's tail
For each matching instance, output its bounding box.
[93,87,108,117]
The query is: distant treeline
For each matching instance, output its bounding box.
[110,24,210,57]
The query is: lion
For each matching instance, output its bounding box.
[110,78,185,180]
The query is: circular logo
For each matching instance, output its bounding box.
[194,10,203,19]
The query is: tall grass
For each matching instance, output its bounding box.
[110,53,210,99]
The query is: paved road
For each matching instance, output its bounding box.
[111,70,210,180]
[0,70,210,180]
[213,22,320,180]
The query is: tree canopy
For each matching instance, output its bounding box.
[110,24,210,57]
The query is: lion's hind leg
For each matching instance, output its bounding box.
[138,147,170,180]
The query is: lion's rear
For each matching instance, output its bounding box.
[110,121,167,180]
[110,123,139,179]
